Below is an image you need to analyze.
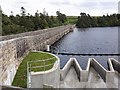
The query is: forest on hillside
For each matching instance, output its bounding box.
[1,7,77,36]
[1,7,120,36]
[76,12,120,28]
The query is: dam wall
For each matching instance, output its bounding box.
[0,25,74,41]
[0,25,74,85]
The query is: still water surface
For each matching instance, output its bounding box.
[52,27,119,70]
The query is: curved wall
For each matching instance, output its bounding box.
[29,52,60,88]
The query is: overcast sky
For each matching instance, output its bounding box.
[0,0,119,16]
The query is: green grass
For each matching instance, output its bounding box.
[66,16,78,24]
[12,52,57,88]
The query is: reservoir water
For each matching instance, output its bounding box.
[51,27,119,70]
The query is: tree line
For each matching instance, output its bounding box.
[76,12,120,28]
[2,7,120,35]
[2,7,68,35]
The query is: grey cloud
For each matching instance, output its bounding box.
[16,1,28,5]
[13,0,29,10]
[79,2,98,8]
[50,1,71,6]
[99,2,117,8]
[72,2,99,10]
[72,1,117,10]
[100,2,116,6]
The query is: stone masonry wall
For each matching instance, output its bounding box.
[0,25,74,85]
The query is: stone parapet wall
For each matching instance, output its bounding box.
[0,25,74,85]
[0,40,17,85]
[0,25,73,41]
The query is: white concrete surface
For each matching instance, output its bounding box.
[60,58,120,89]
[60,67,107,88]
[29,52,60,88]
[60,67,120,88]
[60,66,80,88]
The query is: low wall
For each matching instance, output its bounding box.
[91,58,115,82]
[110,58,120,73]
[73,58,81,81]
[0,25,74,41]
[91,59,107,82]
[60,58,74,81]
[60,58,88,82]
[0,25,74,85]
[79,59,90,82]
[30,53,60,88]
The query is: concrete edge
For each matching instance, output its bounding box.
[109,58,120,73]
[60,58,74,81]
[0,85,24,90]
[72,58,81,81]
[30,51,60,75]
[89,58,115,82]
[108,58,115,72]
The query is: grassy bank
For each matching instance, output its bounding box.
[12,52,57,88]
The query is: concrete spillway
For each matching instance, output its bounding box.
[60,67,120,88]
[28,56,120,89]
[60,67,106,88]
[60,66,80,88]
[60,58,120,88]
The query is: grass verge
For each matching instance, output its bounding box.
[12,52,56,88]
